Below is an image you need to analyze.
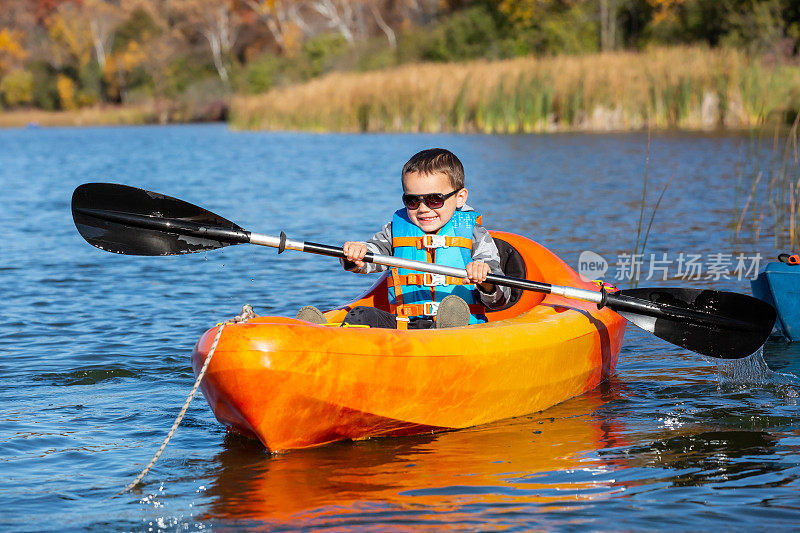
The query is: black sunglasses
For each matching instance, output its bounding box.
[402,189,460,210]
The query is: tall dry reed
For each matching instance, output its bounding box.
[735,113,800,250]
[231,46,800,133]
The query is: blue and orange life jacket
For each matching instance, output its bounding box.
[388,208,487,324]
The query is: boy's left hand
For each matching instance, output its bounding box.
[465,261,495,293]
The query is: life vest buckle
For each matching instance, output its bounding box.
[423,273,447,286]
[422,234,448,249]
[423,301,439,316]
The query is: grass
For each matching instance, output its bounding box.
[231,46,800,133]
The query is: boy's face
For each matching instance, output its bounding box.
[402,171,468,233]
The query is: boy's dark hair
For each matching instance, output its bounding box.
[402,148,465,190]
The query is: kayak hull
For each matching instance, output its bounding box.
[191,232,627,451]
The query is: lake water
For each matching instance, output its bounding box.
[2,124,799,530]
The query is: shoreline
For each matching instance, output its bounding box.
[0,103,228,129]
[0,105,159,129]
[0,109,783,136]
[4,46,799,135]
[1,108,786,136]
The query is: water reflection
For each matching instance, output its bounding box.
[606,430,781,488]
[203,383,628,526]
[762,339,800,376]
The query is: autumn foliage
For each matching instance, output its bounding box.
[1,0,800,129]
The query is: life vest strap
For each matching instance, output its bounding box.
[389,268,405,308]
[392,235,472,250]
[387,272,469,287]
[395,302,485,318]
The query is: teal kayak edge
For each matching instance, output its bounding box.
[751,262,800,342]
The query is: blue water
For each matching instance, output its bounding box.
[2,124,799,530]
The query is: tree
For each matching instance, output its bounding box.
[139,32,183,122]
[646,0,686,24]
[368,0,396,49]
[242,0,309,54]
[104,2,178,104]
[0,69,34,106]
[172,0,242,87]
[1,0,45,74]
[722,0,789,54]
[85,0,124,69]
[46,2,94,70]
[493,0,600,54]
[0,29,28,75]
[599,0,618,50]
[56,73,77,109]
[307,0,369,45]
[32,0,77,24]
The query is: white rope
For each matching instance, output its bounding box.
[118,305,256,495]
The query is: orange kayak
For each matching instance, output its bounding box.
[191,231,627,452]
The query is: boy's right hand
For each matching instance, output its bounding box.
[343,241,368,269]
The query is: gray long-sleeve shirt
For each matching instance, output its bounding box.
[344,206,511,309]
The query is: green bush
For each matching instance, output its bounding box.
[240,52,312,92]
[0,69,34,107]
[166,55,213,98]
[721,0,785,53]
[395,27,429,64]
[113,8,161,52]
[421,6,504,62]
[28,61,59,110]
[535,6,599,54]
[242,53,288,93]
[79,61,103,104]
[354,38,399,71]
[303,33,350,77]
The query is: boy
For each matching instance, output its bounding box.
[298,148,510,329]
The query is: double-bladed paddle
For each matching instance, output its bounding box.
[71,183,776,360]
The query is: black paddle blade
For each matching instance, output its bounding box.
[612,287,776,359]
[71,183,250,256]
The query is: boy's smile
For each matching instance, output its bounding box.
[402,171,469,233]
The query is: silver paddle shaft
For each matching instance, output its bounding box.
[248,231,604,304]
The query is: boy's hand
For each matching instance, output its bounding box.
[465,261,495,293]
[343,241,368,269]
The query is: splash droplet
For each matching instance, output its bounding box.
[714,347,800,400]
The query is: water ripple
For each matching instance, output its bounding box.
[3,126,800,529]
